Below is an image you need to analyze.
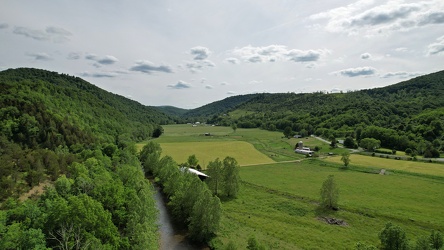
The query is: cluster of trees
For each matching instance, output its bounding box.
[139,142,224,243]
[206,157,241,197]
[355,223,443,250]
[0,144,159,249]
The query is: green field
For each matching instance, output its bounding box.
[159,141,275,167]
[325,154,444,177]
[147,125,444,249]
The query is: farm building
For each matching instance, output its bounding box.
[294,141,314,156]
[180,167,209,180]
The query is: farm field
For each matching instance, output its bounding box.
[325,154,444,177]
[145,125,444,249]
[216,161,444,249]
[159,141,275,167]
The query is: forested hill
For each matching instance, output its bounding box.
[209,70,444,155]
[178,93,261,122]
[0,68,162,248]
[0,67,174,147]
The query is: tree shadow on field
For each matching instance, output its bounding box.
[314,205,338,218]
[218,195,237,202]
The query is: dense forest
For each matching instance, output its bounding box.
[183,71,444,156]
[0,68,170,248]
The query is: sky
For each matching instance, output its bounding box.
[1,0,443,109]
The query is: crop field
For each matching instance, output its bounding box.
[216,161,444,249]
[159,141,275,167]
[325,154,444,177]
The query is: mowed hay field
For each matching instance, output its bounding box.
[217,160,444,249]
[159,141,275,167]
[325,154,444,177]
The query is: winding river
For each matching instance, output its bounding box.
[153,185,209,250]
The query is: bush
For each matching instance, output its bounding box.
[379,222,408,250]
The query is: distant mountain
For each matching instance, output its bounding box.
[156,105,189,117]
[178,94,261,122]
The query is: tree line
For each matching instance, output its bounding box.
[139,141,241,243]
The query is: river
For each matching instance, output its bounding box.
[153,185,209,250]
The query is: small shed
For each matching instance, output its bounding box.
[180,167,209,181]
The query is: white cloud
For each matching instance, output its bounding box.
[80,71,118,78]
[380,71,422,78]
[227,91,237,95]
[184,60,216,73]
[224,57,240,64]
[427,35,444,55]
[190,46,211,60]
[231,45,329,63]
[310,0,444,35]
[0,23,9,29]
[361,53,372,59]
[249,80,262,84]
[333,66,377,77]
[168,80,192,89]
[129,60,173,74]
[86,54,119,65]
[67,52,82,60]
[26,52,53,61]
[13,25,72,42]
[205,85,213,89]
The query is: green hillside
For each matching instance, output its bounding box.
[0,68,164,248]
[206,70,444,155]
[179,93,260,122]
[0,68,173,148]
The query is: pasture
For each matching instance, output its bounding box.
[325,154,444,177]
[217,161,444,249]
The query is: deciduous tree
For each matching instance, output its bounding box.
[223,157,240,198]
[320,175,339,210]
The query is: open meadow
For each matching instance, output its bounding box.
[142,125,444,249]
[325,154,444,177]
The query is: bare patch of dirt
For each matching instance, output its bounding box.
[19,180,52,202]
[318,217,348,226]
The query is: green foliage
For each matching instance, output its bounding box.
[341,152,351,167]
[206,158,223,195]
[187,154,199,168]
[231,123,238,133]
[247,235,266,250]
[320,175,339,210]
[430,230,443,250]
[189,189,222,242]
[344,136,356,148]
[139,141,162,174]
[144,151,224,244]
[415,235,432,250]
[360,138,381,151]
[355,242,377,250]
[223,157,241,198]
[283,126,293,138]
[378,222,409,250]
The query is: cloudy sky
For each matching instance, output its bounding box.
[1,0,443,109]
